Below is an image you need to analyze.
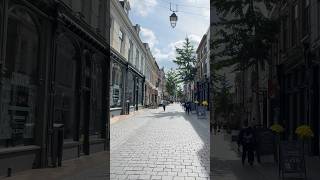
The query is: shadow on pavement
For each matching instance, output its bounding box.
[145,106,210,177]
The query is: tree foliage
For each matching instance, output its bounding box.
[173,38,197,83]
[211,0,279,71]
[165,69,179,97]
[213,75,233,118]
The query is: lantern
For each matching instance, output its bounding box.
[170,12,178,28]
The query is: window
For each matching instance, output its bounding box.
[302,0,310,36]
[54,35,77,141]
[282,16,288,50]
[90,54,104,138]
[135,50,139,68]
[127,72,135,106]
[110,62,123,108]
[119,30,125,54]
[140,56,144,73]
[128,40,133,62]
[292,4,298,46]
[1,8,39,148]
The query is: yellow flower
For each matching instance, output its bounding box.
[202,101,208,106]
[295,125,314,139]
[270,123,284,134]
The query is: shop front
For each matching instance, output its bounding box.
[0,1,110,175]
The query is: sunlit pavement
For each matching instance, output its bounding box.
[211,131,320,180]
[110,103,210,180]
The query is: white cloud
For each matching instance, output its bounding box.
[140,27,158,49]
[154,34,201,63]
[128,0,157,17]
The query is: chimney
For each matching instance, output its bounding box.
[134,24,141,35]
[120,0,131,15]
[143,43,149,50]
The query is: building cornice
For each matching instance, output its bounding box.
[111,0,150,56]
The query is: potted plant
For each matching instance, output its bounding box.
[202,100,208,106]
[295,124,314,155]
[270,123,284,162]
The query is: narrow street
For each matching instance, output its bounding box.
[110,103,210,180]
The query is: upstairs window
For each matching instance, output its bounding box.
[119,30,125,54]
[302,0,310,36]
[292,4,298,46]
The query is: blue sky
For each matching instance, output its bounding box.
[128,0,210,71]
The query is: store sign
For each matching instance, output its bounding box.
[279,141,306,179]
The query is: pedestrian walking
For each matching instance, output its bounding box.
[162,102,166,111]
[238,121,256,166]
[253,123,263,164]
[186,102,191,115]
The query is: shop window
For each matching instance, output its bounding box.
[110,62,123,108]
[127,72,135,106]
[54,35,77,141]
[90,54,104,138]
[0,8,39,148]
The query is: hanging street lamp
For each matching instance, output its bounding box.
[169,3,178,28]
[170,12,178,28]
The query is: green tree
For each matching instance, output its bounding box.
[165,69,179,98]
[173,38,197,83]
[211,0,279,124]
[176,86,184,101]
[214,75,233,121]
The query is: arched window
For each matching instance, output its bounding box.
[0,8,39,148]
[54,34,77,141]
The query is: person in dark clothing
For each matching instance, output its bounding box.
[238,122,256,166]
[186,102,191,114]
[163,103,166,111]
[253,124,262,163]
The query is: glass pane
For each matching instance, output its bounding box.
[90,54,104,138]
[110,62,123,108]
[0,9,38,148]
[54,35,76,140]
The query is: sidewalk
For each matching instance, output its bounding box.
[1,151,109,180]
[110,107,152,125]
[211,131,320,180]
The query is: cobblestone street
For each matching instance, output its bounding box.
[110,103,210,180]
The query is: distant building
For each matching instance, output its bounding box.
[196,28,210,108]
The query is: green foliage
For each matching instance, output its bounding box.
[213,75,233,117]
[211,0,279,71]
[173,38,197,83]
[165,69,179,97]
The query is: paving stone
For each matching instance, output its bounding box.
[110,104,209,180]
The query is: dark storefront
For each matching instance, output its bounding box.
[0,1,110,175]
[275,58,320,156]
[196,78,210,109]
